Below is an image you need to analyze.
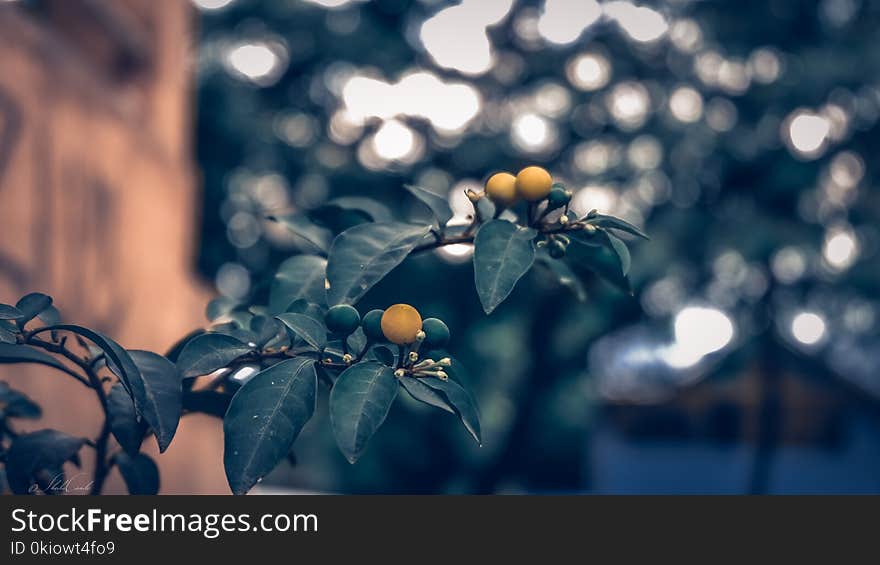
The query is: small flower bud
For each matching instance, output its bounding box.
[415,330,426,342]
[465,188,483,202]
[394,368,406,378]
[342,353,354,364]
[438,357,451,366]
[408,351,419,362]
[536,240,547,248]
[583,224,597,234]
[559,214,569,225]
[436,371,448,381]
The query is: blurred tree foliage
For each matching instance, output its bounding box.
[194,0,880,493]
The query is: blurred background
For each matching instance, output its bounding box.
[2,0,879,493]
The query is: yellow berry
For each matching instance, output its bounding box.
[485,172,518,207]
[515,166,553,202]
[380,304,423,345]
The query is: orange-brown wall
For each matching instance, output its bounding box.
[0,0,227,494]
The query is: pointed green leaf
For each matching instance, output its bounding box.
[107,383,146,455]
[326,222,432,305]
[586,214,649,239]
[205,297,238,322]
[536,256,587,302]
[308,197,391,234]
[421,377,482,445]
[565,241,632,294]
[369,345,395,366]
[400,377,454,414]
[404,184,453,226]
[223,357,317,494]
[127,351,182,453]
[15,293,52,328]
[175,333,254,379]
[329,361,399,463]
[114,452,159,495]
[0,323,17,344]
[275,313,327,350]
[37,306,61,326]
[600,230,632,276]
[268,255,327,314]
[0,304,23,320]
[473,219,537,314]
[325,197,393,222]
[47,324,138,388]
[268,213,332,253]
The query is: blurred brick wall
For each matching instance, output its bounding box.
[0,0,228,493]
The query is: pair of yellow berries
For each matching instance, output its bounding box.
[485,166,553,207]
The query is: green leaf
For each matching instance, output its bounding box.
[399,377,454,414]
[0,381,41,419]
[0,343,70,373]
[368,345,395,366]
[37,306,61,326]
[223,357,317,495]
[164,329,205,363]
[326,196,393,222]
[0,324,18,344]
[5,429,86,494]
[326,222,432,305]
[404,184,454,227]
[251,316,282,348]
[473,219,537,314]
[566,240,632,294]
[126,351,182,453]
[329,361,399,463]
[176,333,254,379]
[107,383,146,455]
[275,313,327,350]
[308,197,392,234]
[586,213,649,239]
[48,324,141,400]
[421,378,482,445]
[114,453,159,495]
[536,256,587,302]
[0,304,23,320]
[205,297,238,322]
[599,230,632,276]
[268,213,332,253]
[269,255,328,314]
[15,293,52,328]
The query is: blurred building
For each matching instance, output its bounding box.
[0,0,225,493]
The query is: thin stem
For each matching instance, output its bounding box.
[24,332,112,494]
[90,420,112,495]
[411,220,585,255]
[27,337,107,407]
[356,340,373,362]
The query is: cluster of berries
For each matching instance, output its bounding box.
[324,303,452,378]
[482,165,571,211]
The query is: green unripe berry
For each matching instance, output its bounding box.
[361,309,385,341]
[421,318,450,349]
[546,186,571,211]
[325,304,360,335]
[549,238,567,259]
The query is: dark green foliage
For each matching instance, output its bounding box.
[223,357,317,494]
[329,362,399,463]
[115,453,160,495]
